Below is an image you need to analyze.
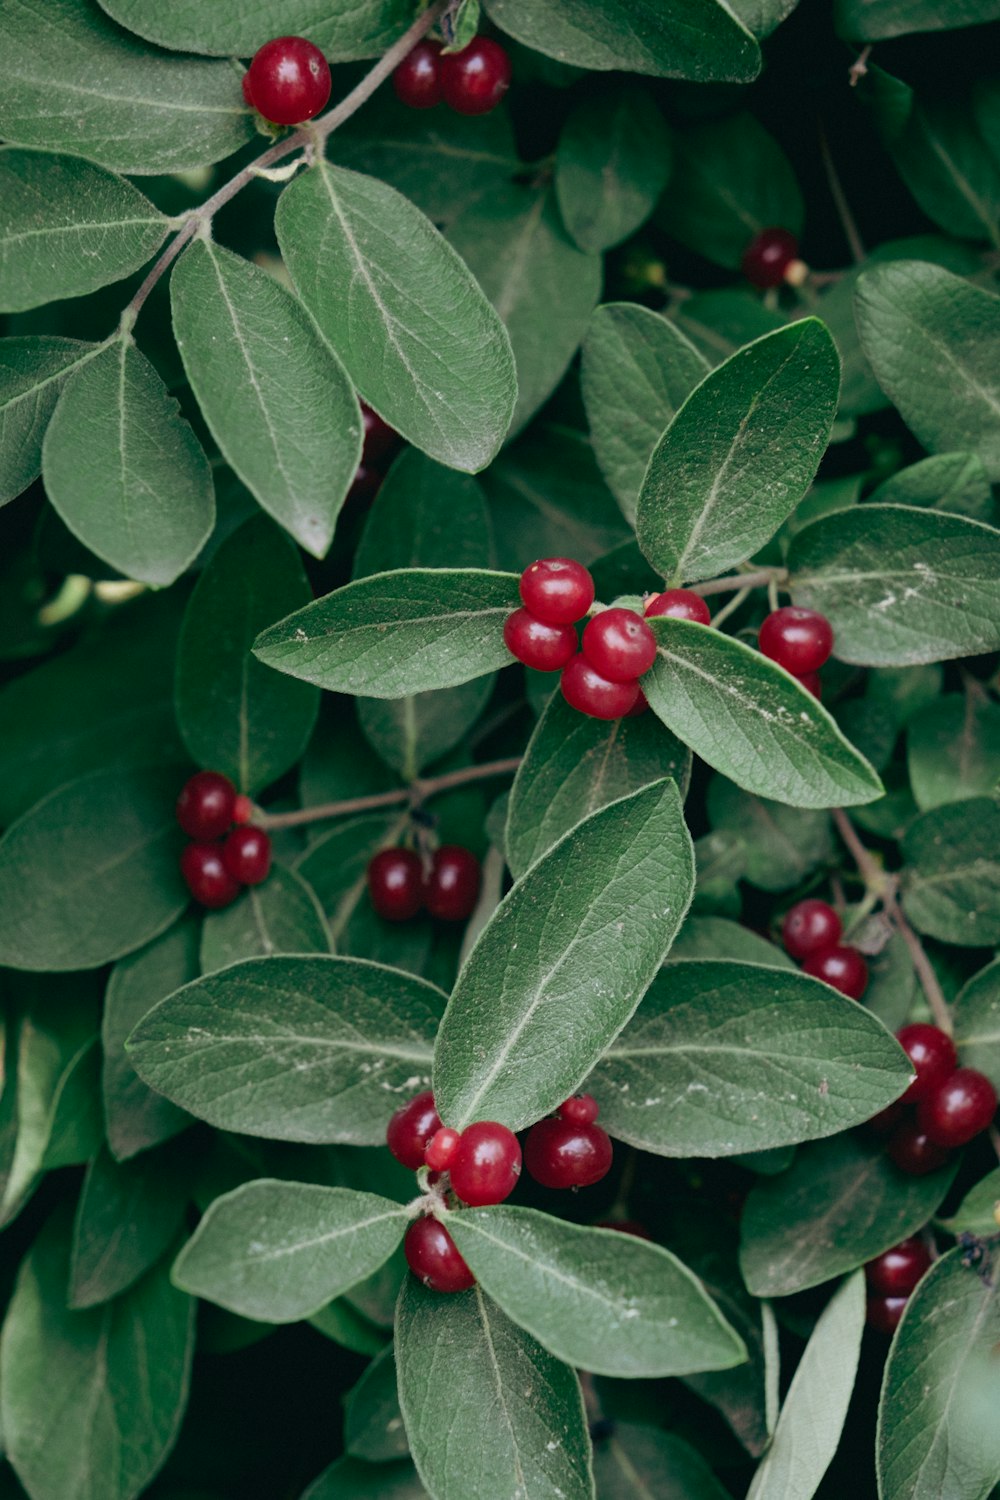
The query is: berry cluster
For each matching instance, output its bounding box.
[242,36,331,126]
[367,846,481,922]
[864,1236,932,1333]
[741,227,806,290]
[393,36,512,116]
[176,771,271,909]
[782,899,869,1000]
[523,1095,613,1190]
[871,1024,997,1175]
[758,606,834,700]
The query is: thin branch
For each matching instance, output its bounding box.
[709,585,751,630]
[690,567,787,599]
[849,45,872,87]
[818,119,865,265]
[257,755,522,831]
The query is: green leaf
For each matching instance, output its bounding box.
[953,957,1000,1087]
[746,1273,865,1500]
[671,915,794,969]
[200,864,331,972]
[645,618,883,809]
[707,777,832,892]
[96,0,407,57]
[725,0,799,36]
[483,0,760,81]
[175,515,319,793]
[591,960,912,1157]
[937,1167,1000,1238]
[739,1134,957,1297]
[0,1208,194,1500]
[555,85,672,254]
[907,693,1000,811]
[869,450,995,522]
[877,1246,1000,1499]
[835,0,1000,43]
[434,781,694,1132]
[396,1276,593,1500]
[506,692,690,879]
[173,1181,407,1322]
[636,321,840,584]
[42,335,214,586]
[0,767,188,973]
[304,1458,428,1499]
[275,161,516,474]
[0,0,253,174]
[253,569,519,697]
[127,954,443,1145]
[345,1347,409,1463]
[0,337,101,506]
[446,1206,746,1378]
[592,1424,730,1498]
[855,262,1000,480]
[69,1143,188,1308]
[901,797,1000,947]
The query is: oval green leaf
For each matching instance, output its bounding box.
[901,797,1000,947]
[0,336,101,506]
[97,0,406,57]
[200,864,331,973]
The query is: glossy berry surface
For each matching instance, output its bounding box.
[519,558,594,626]
[865,1237,931,1297]
[233,794,254,826]
[246,36,331,125]
[176,771,237,841]
[782,899,842,960]
[626,686,649,716]
[503,608,577,672]
[561,654,640,720]
[802,944,868,1000]
[895,1024,958,1104]
[917,1068,997,1147]
[180,843,242,910]
[241,72,255,107]
[404,1216,475,1293]
[559,1095,600,1126]
[524,1117,614,1189]
[424,1127,461,1173]
[758,607,834,675]
[424,846,480,922]
[449,1121,522,1206]
[393,40,443,108]
[582,608,657,683]
[798,671,822,700]
[644,589,711,626]
[368,848,424,921]
[222,826,271,886]
[867,1295,908,1335]
[886,1119,951,1176]
[359,401,398,465]
[741,227,799,289]
[386,1091,441,1171]
[439,37,512,116]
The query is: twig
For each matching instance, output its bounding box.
[818,119,865,265]
[257,755,522,831]
[849,45,872,87]
[690,567,787,599]
[709,585,751,630]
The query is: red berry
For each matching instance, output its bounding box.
[246,36,331,125]
[180,842,242,910]
[368,848,424,921]
[393,39,443,109]
[626,687,649,716]
[386,1091,441,1171]
[519,558,594,626]
[221,826,271,886]
[346,463,383,509]
[176,771,237,841]
[232,794,254,825]
[404,1216,475,1293]
[895,1024,958,1105]
[596,1219,652,1239]
[758,607,834,675]
[424,1127,461,1173]
[439,37,511,116]
[582,608,657,684]
[360,401,398,466]
[644,590,711,626]
[503,608,577,672]
[798,671,822,699]
[742,227,799,289]
[866,1295,908,1335]
[782,899,842,960]
[449,1121,522,1206]
[917,1068,997,1147]
[886,1118,951,1176]
[524,1117,613,1190]
[802,945,868,1000]
[424,846,480,922]
[558,1095,600,1126]
[865,1237,932,1297]
[866,1101,907,1137]
[241,72,255,107]
[561,654,640,720]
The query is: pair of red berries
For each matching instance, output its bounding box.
[870,1024,997,1174]
[176,771,271,909]
[864,1235,931,1333]
[367,846,481,923]
[393,36,512,116]
[759,606,834,699]
[741,227,804,290]
[242,36,331,126]
[782,899,868,1000]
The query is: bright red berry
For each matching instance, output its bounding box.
[782,899,842,960]
[360,401,398,466]
[180,842,242,909]
[558,1095,600,1126]
[424,1126,461,1173]
[866,1295,908,1335]
[886,1118,951,1176]
[386,1091,441,1170]
[644,590,711,626]
[561,654,640,720]
[221,826,271,886]
[368,848,424,921]
[176,771,237,840]
[797,671,822,699]
[393,39,444,109]
[241,72,255,107]
[802,945,868,1000]
[582,608,657,684]
[246,36,331,126]
[519,558,594,626]
[439,37,512,116]
[404,1216,475,1293]
[423,846,480,922]
[895,1025,958,1105]
[917,1068,997,1147]
[742,227,799,289]
[232,794,254,825]
[524,1117,614,1190]
[865,1237,932,1297]
[503,608,577,672]
[758,607,834,675]
[449,1121,522,1206]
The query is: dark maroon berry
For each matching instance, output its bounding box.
[424,846,480,922]
[802,945,868,1000]
[524,1117,613,1189]
[865,1237,932,1297]
[782,899,842,960]
[246,36,331,125]
[177,771,237,840]
[644,589,711,626]
[758,607,834,675]
[449,1121,522,1206]
[503,608,577,672]
[742,227,799,289]
[393,39,444,108]
[886,1119,951,1176]
[895,1024,958,1105]
[519,558,594,626]
[439,37,511,116]
[368,848,424,921]
[345,463,384,510]
[222,826,271,886]
[404,1216,475,1293]
[596,1219,652,1239]
[866,1295,908,1335]
[233,794,254,826]
[626,687,649,716]
[917,1068,997,1147]
[359,401,398,466]
[180,842,242,910]
[424,1127,461,1173]
[561,654,640,720]
[797,671,822,700]
[386,1091,441,1170]
[582,608,657,683]
[866,1101,907,1137]
[558,1095,599,1126]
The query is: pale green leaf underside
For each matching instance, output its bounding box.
[0,336,100,505]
